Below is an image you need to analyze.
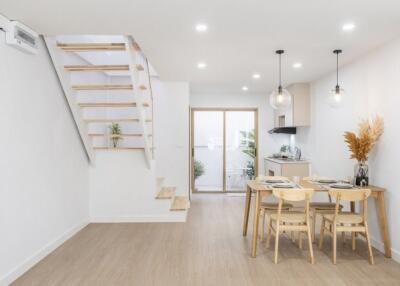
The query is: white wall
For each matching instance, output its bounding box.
[89,80,189,222]
[154,81,190,196]
[0,34,90,284]
[297,37,400,261]
[190,92,290,176]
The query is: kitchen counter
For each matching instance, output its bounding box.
[264,157,310,177]
[265,157,310,164]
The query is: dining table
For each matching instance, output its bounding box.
[242,179,391,258]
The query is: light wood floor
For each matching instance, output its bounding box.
[13,194,400,286]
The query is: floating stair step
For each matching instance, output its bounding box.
[78,102,149,108]
[84,118,152,123]
[64,64,129,71]
[156,187,176,199]
[88,133,152,137]
[72,84,133,91]
[170,196,188,211]
[57,43,126,51]
[93,147,145,150]
[136,64,144,71]
[139,85,147,90]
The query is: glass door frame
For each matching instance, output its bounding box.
[190,107,258,193]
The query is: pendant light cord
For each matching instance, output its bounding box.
[336,51,339,87]
[279,52,282,87]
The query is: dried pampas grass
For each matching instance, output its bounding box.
[343,115,384,162]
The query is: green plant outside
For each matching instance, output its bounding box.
[194,159,205,180]
[240,130,255,179]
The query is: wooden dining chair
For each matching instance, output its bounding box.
[255,176,293,240]
[302,177,343,242]
[319,188,374,265]
[266,188,314,264]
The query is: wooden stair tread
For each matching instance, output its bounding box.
[170,196,188,211]
[93,147,145,150]
[136,64,144,71]
[72,84,133,91]
[88,133,152,137]
[57,43,126,51]
[85,118,152,123]
[155,187,176,199]
[64,64,129,71]
[78,102,150,107]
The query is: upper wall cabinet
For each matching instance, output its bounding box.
[274,83,310,128]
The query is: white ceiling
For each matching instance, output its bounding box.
[1,0,400,93]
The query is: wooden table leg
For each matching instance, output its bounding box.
[251,190,261,258]
[376,192,392,258]
[242,186,252,236]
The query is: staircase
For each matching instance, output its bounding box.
[44,35,188,221]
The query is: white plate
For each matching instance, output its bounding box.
[264,179,286,184]
[272,183,295,188]
[330,183,353,189]
[316,179,338,184]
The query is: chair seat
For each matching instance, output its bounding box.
[270,212,306,223]
[261,202,293,210]
[323,212,364,224]
[310,202,342,210]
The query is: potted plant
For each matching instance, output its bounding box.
[194,160,205,181]
[343,116,383,186]
[109,123,122,148]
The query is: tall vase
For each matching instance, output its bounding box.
[354,161,369,186]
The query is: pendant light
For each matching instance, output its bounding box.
[328,49,345,108]
[269,50,292,110]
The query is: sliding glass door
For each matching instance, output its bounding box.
[191,109,257,193]
[225,111,256,192]
[192,111,224,192]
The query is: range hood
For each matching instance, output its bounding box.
[268,127,297,134]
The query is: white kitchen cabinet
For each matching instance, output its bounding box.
[264,158,310,178]
[274,83,310,128]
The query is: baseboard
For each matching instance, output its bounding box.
[91,213,187,223]
[370,236,400,263]
[0,221,89,286]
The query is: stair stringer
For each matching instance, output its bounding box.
[43,36,94,163]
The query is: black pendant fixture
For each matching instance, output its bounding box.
[328,49,345,108]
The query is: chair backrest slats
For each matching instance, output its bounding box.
[328,189,371,202]
[272,188,314,202]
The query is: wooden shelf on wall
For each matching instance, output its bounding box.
[72,84,133,91]
[64,64,129,71]
[57,43,126,51]
[78,102,150,108]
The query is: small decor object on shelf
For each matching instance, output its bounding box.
[343,115,384,186]
[109,122,122,148]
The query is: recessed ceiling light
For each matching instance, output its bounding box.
[197,62,207,69]
[293,62,302,69]
[242,86,249,91]
[342,22,355,31]
[195,24,208,32]
[252,73,261,79]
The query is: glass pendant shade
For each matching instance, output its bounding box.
[270,50,292,110]
[270,86,292,110]
[328,85,345,108]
